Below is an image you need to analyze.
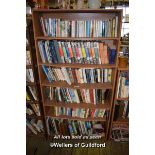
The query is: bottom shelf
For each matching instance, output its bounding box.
[46,116,107,139]
[111,123,129,142]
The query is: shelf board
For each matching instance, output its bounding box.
[116,97,129,101]
[45,100,110,109]
[26,15,32,20]
[36,36,119,41]
[26,82,36,86]
[40,63,116,69]
[120,44,129,47]
[41,81,113,89]
[118,66,129,71]
[26,114,43,119]
[45,115,106,121]
[26,64,33,69]
[26,100,40,104]
[113,118,129,124]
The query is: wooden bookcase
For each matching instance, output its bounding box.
[26,15,46,137]
[32,9,122,140]
[109,66,129,140]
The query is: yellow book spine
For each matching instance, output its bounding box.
[26,93,30,100]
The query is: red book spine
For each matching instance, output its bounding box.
[75,46,80,58]
[91,109,95,118]
[59,46,64,57]
[89,89,94,104]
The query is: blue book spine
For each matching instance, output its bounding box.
[68,123,74,135]
[42,66,52,82]
[64,43,70,58]
[68,108,72,117]
[94,48,99,63]
[84,44,90,61]
[78,109,81,117]
[68,89,73,102]
[85,122,89,129]
[53,18,55,37]
[41,41,48,62]
[49,41,58,63]
[86,20,89,37]
[125,79,129,86]
[109,49,116,64]
[38,41,45,63]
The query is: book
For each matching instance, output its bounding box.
[117,72,129,98]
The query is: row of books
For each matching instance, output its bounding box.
[117,72,129,98]
[111,124,129,142]
[26,50,32,65]
[38,40,116,64]
[26,69,34,83]
[49,106,107,118]
[26,103,41,116]
[114,101,129,121]
[46,117,105,136]
[26,86,38,101]
[40,17,118,37]
[44,87,108,104]
[26,118,44,135]
[42,66,112,84]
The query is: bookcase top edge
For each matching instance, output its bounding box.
[32,9,123,13]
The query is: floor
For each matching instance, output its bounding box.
[26,136,129,155]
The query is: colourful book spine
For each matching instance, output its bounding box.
[71,42,77,62]
[61,42,67,62]
[40,17,47,36]
[84,42,90,62]
[90,42,95,63]
[94,42,99,64]
[42,66,52,82]
[64,42,70,63]
[68,42,74,59]
[58,41,65,63]
[87,20,90,37]
[53,40,62,63]
[103,44,109,64]
[81,42,86,60]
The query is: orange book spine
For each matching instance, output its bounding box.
[99,42,104,64]
[103,44,109,64]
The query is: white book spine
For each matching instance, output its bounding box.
[26,121,37,135]
[104,69,108,82]
[74,89,80,103]
[29,69,34,82]
[93,89,96,105]
[61,67,71,85]
[82,68,87,83]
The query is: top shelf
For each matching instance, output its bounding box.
[35,36,119,41]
